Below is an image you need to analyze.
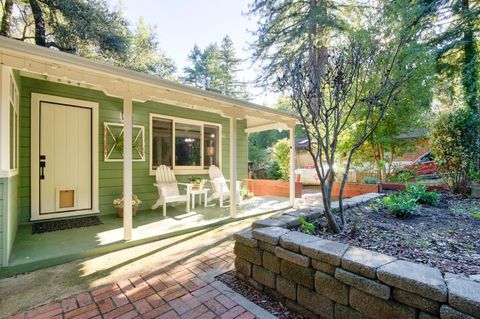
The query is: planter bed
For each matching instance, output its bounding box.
[233,193,480,319]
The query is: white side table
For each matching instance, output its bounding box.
[191,188,209,209]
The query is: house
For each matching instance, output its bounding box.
[0,37,296,274]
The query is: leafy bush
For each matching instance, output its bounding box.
[272,138,290,180]
[266,161,283,180]
[430,108,479,194]
[382,192,419,218]
[405,183,440,206]
[362,176,378,184]
[299,215,316,234]
[389,170,415,183]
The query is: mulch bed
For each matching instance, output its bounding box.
[32,216,103,234]
[216,271,304,319]
[294,192,480,275]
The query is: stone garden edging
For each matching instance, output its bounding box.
[233,193,480,319]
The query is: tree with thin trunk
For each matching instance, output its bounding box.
[0,0,13,37]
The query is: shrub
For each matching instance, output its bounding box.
[272,138,290,180]
[405,183,440,206]
[430,108,479,194]
[266,161,283,180]
[299,215,316,234]
[389,170,415,183]
[382,192,419,218]
[362,176,378,184]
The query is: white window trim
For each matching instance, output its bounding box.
[149,113,222,175]
[30,93,99,221]
[0,67,19,177]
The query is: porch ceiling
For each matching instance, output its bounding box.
[0,37,296,131]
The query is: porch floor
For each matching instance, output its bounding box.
[4,196,290,277]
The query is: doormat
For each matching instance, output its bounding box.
[32,216,103,234]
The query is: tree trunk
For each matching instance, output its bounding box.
[29,0,47,46]
[0,0,13,37]
[461,0,478,114]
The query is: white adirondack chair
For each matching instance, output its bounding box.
[208,165,242,207]
[152,165,191,217]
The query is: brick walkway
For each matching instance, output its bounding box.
[8,244,256,319]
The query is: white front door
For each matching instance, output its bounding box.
[39,102,92,215]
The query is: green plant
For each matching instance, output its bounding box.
[299,215,316,234]
[113,193,142,208]
[272,138,290,180]
[389,170,415,183]
[470,170,480,184]
[362,176,378,184]
[471,212,480,219]
[430,108,479,194]
[382,193,419,218]
[405,183,440,206]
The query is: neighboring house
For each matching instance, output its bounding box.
[0,37,296,271]
[392,128,430,165]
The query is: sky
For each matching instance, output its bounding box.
[118,0,278,106]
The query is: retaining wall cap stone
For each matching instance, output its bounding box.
[440,305,477,319]
[233,230,258,248]
[275,246,311,267]
[445,273,480,318]
[342,247,396,279]
[274,215,302,227]
[377,260,447,302]
[299,239,349,266]
[252,218,288,229]
[252,227,290,245]
[335,268,391,300]
[279,231,319,252]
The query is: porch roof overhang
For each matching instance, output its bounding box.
[0,37,296,131]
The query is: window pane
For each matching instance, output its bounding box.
[204,125,219,168]
[152,118,173,168]
[175,123,201,166]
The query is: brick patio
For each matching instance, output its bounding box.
[8,245,256,319]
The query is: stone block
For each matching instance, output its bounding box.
[279,231,318,252]
[263,251,281,274]
[259,241,276,253]
[300,239,349,266]
[312,259,336,275]
[236,272,264,291]
[377,260,447,302]
[334,304,370,319]
[252,218,287,229]
[445,273,480,318]
[281,260,315,289]
[335,268,390,300]
[275,214,302,227]
[393,288,440,315]
[297,285,334,318]
[275,246,310,267]
[234,242,262,265]
[314,271,349,305]
[349,287,417,319]
[252,265,276,289]
[418,312,438,319]
[234,229,258,248]
[252,227,290,245]
[342,247,396,279]
[285,299,319,319]
[440,305,477,319]
[277,276,297,301]
[234,257,252,277]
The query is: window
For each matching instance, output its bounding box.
[9,74,19,172]
[150,114,221,173]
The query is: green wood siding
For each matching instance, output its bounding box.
[0,178,4,265]
[19,77,247,224]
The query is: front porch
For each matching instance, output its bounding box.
[1,195,289,277]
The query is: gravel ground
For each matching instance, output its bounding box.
[294,192,480,275]
[216,271,304,319]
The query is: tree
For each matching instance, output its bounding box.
[183,36,247,97]
[117,18,175,78]
[0,0,13,37]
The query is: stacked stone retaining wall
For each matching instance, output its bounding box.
[233,195,480,319]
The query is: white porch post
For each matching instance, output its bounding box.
[289,126,296,207]
[229,116,237,217]
[123,97,133,240]
[0,67,10,175]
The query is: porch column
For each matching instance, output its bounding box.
[123,97,133,240]
[229,116,237,217]
[289,126,296,207]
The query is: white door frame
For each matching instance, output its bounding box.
[31,93,99,221]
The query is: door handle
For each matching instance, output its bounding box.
[40,155,46,180]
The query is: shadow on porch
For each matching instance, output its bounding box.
[1,196,289,277]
